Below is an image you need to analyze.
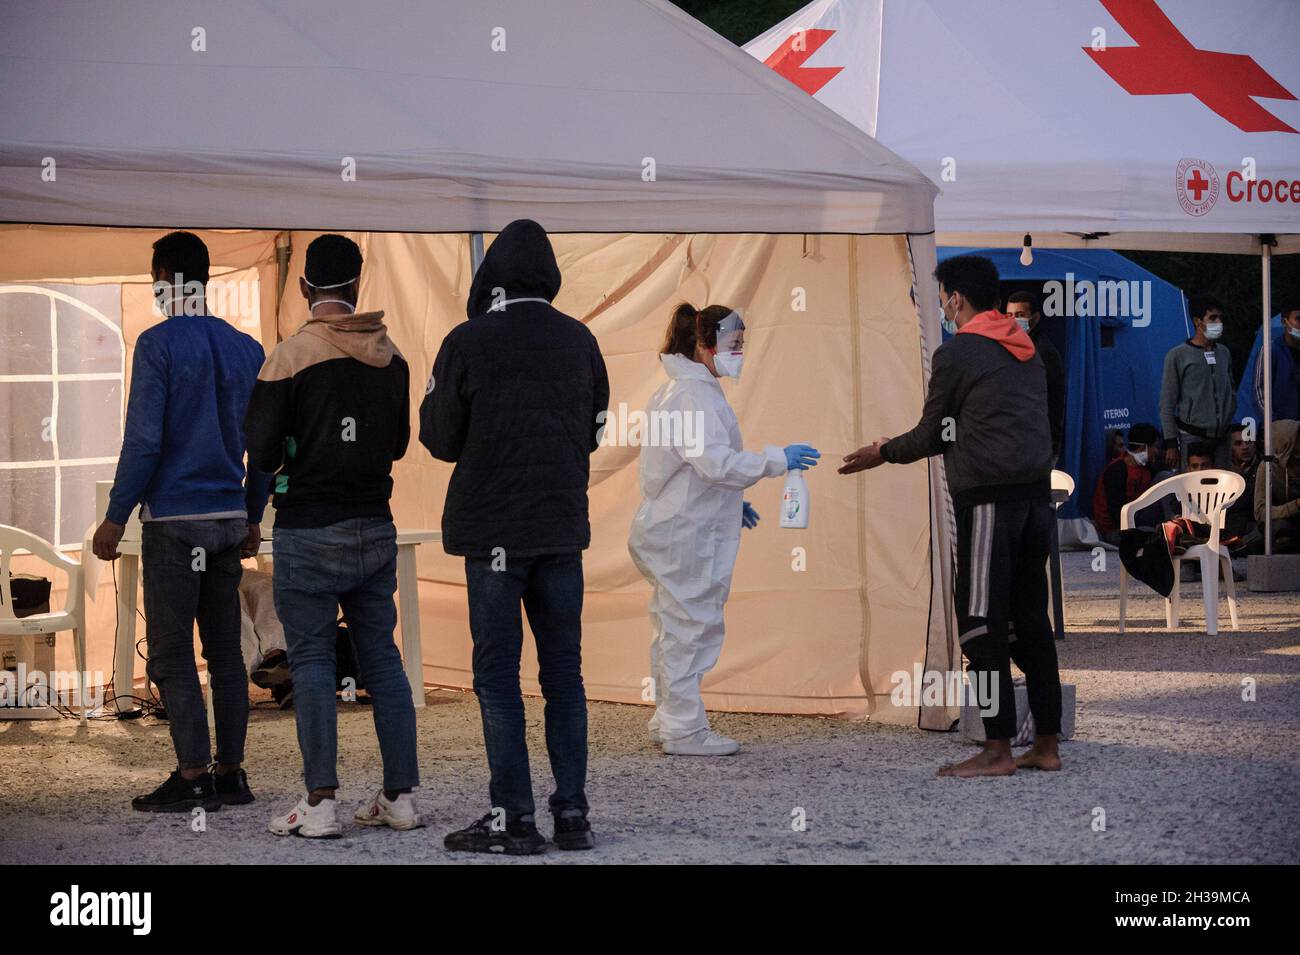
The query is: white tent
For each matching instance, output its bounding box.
[746,0,1300,250]
[0,1,962,727]
[747,0,1300,552]
[0,0,934,236]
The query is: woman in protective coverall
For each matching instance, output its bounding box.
[628,303,819,756]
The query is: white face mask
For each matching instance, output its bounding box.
[713,351,744,379]
[711,310,745,379]
[1287,325,1300,340]
[1014,317,1031,333]
[152,278,204,317]
[1204,320,1223,340]
[940,293,958,335]
[306,275,360,312]
[1131,449,1149,467]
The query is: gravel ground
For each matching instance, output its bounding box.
[2,552,1297,865]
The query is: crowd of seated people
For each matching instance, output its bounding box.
[1088,290,1300,559]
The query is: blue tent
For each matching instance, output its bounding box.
[1235,313,1286,430]
[937,248,1190,518]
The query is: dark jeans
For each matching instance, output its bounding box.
[272,517,419,793]
[955,498,1062,741]
[465,551,588,818]
[141,518,248,770]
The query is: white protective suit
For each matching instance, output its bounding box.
[627,352,787,741]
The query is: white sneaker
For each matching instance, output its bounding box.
[268,797,342,838]
[354,790,424,831]
[662,728,741,756]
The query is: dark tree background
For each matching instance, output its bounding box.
[672,0,1299,380]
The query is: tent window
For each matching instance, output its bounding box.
[0,284,124,548]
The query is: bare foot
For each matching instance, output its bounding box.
[938,745,1016,778]
[1015,740,1062,772]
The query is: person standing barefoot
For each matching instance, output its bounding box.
[840,255,1063,779]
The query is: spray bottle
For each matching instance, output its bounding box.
[780,468,809,529]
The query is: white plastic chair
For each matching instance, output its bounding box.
[0,525,88,722]
[1118,470,1245,636]
[1048,470,1075,639]
[1050,469,1076,502]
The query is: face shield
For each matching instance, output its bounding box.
[712,310,745,379]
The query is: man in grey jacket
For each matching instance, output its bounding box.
[1160,294,1236,470]
[840,255,1062,779]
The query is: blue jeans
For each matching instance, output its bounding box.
[465,551,588,818]
[272,517,418,793]
[141,518,248,770]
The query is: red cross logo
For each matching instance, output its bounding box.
[763,29,843,97]
[1175,158,1220,216]
[1085,0,1297,134]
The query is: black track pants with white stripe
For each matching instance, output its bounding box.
[955,497,1062,741]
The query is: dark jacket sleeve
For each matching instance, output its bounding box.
[244,376,292,475]
[244,466,274,523]
[1042,345,1066,458]
[393,358,411,462]
[240,342,273,523]
[589,335,610,454]
[881,343,957,465]
[419,334,469,463]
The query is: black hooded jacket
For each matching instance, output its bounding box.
[419,220,610,558]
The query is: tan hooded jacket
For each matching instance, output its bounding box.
[1255,419,1300,524]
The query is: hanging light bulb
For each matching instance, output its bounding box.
[1020,233,1034,266]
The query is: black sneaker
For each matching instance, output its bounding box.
[552,809,594,851]
[210,766,255,805]
[132,770,222,813]
[444,812,547,855]
[250,650,290,689]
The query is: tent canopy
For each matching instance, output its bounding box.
[746,0,1300,251]
[0,0,935,236]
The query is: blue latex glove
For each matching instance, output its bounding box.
[784,444,821,470]
[742,501,759,529]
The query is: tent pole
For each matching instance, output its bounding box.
[273,231,292,345]
[274,231,291,310]
[1261,235,1275,556]
[470,232,485,273]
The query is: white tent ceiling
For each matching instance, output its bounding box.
[0,0,936,236]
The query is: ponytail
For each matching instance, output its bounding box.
[660,302,734,358]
